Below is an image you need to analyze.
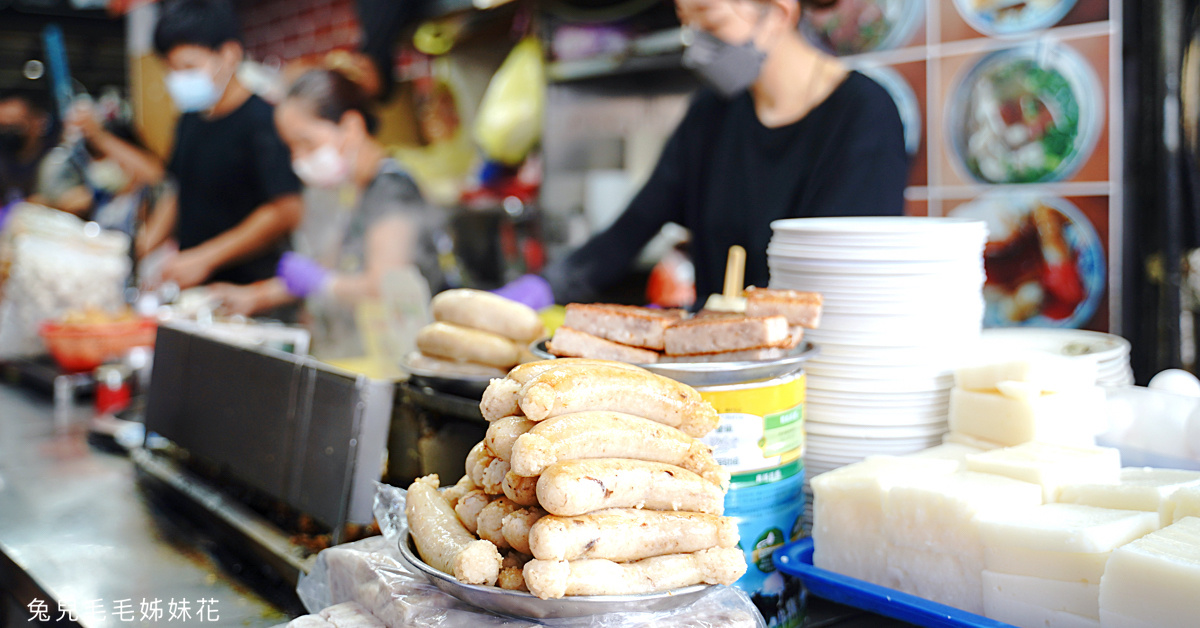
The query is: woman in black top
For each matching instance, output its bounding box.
[501,0,909,307]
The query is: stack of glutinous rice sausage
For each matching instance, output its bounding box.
[409,289,546,377]
[405,359,746,599]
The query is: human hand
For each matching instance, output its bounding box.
[277,252,331,298]
[65,102,102,141]
[160,249,215,290]
[207,282,262,317]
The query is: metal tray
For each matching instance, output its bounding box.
[401,355,497,400]
[530,340,819,387]
[773,538,1013,628]
[398,531,711,619]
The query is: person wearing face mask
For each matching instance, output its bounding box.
[136,0,303,290]
[0,90,55,210]
[496,0,908,309]
[207,69,443,358]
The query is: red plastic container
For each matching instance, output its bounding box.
[39,318,158,373]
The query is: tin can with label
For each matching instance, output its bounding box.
[698,370,808,627]
[698,370,806,474]
[724,458,807,628]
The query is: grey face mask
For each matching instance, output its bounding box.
[682,27,767,99]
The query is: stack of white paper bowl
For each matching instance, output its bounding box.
[767,217,988,484]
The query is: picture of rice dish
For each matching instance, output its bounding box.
[951,194,1105,329]
[952,43,1101,184]
[953,0,1078,36]
[801,0,923,56]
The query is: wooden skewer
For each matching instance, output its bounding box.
[723,245,746,298]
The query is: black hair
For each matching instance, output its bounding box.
[285,69,379,136]
[153,0,242,57]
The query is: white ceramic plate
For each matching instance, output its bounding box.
[805,420,948,438]
[975,328,1131,364]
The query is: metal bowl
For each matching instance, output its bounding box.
[530,339,820,388]
[397,531,712,619]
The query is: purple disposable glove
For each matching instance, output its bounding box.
[0,200,18,232]
[278,252,331,298]
[492,274,555,311]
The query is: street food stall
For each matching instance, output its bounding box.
[7,0,1200,627]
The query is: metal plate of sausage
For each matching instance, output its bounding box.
[397,531,712,619]
[529,340,821,388]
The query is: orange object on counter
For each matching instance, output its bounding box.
[39,318,157,373]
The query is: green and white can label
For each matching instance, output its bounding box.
[726,458,806,628]
[698,370,806,474]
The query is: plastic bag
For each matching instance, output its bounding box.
[292,482,767,627]
[473,37,546,167]
[0,203,130,358]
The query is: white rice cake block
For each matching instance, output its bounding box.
[886,547,987,614]
[1097,517,1200,628]
[884,471,1043,555]
[948,387,1104,448]
[984,595,1100,628]
[1057,467,1200,518]
[984,545,1112,585]
[965,442,1121,501]
[811,457,960,585]
[904,443,983,469]
[1161,485,1200,526]
[943,431,1004,450]
[977,503,1158,554]
[982,570,1100,619]
[955,356,1097,393]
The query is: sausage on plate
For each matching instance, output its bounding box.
[528,509,738,562]
[535,459,726,517]
[479,359,646,421]
[404,476,501,585]
[509,411,728,488]
[517,364,718,437]
[523,548,746,599]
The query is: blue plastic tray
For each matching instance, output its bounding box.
[774,538,1015,628]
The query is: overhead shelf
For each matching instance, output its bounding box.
[547,27,685,83]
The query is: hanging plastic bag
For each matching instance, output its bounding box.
[473,37,546,166]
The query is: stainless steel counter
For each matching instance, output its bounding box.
[0,384,289,627]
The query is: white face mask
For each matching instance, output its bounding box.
[165,55,234,113]
[166,69,221,113]
[292,144,350,188]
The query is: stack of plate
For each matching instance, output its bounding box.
[975,328,1134,387]
[767,217,989,482]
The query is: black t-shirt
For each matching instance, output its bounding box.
[168,94,301,285]
[545,71,911,303]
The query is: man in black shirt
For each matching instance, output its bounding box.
[138,0,302,288]
[501,0,909,308]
